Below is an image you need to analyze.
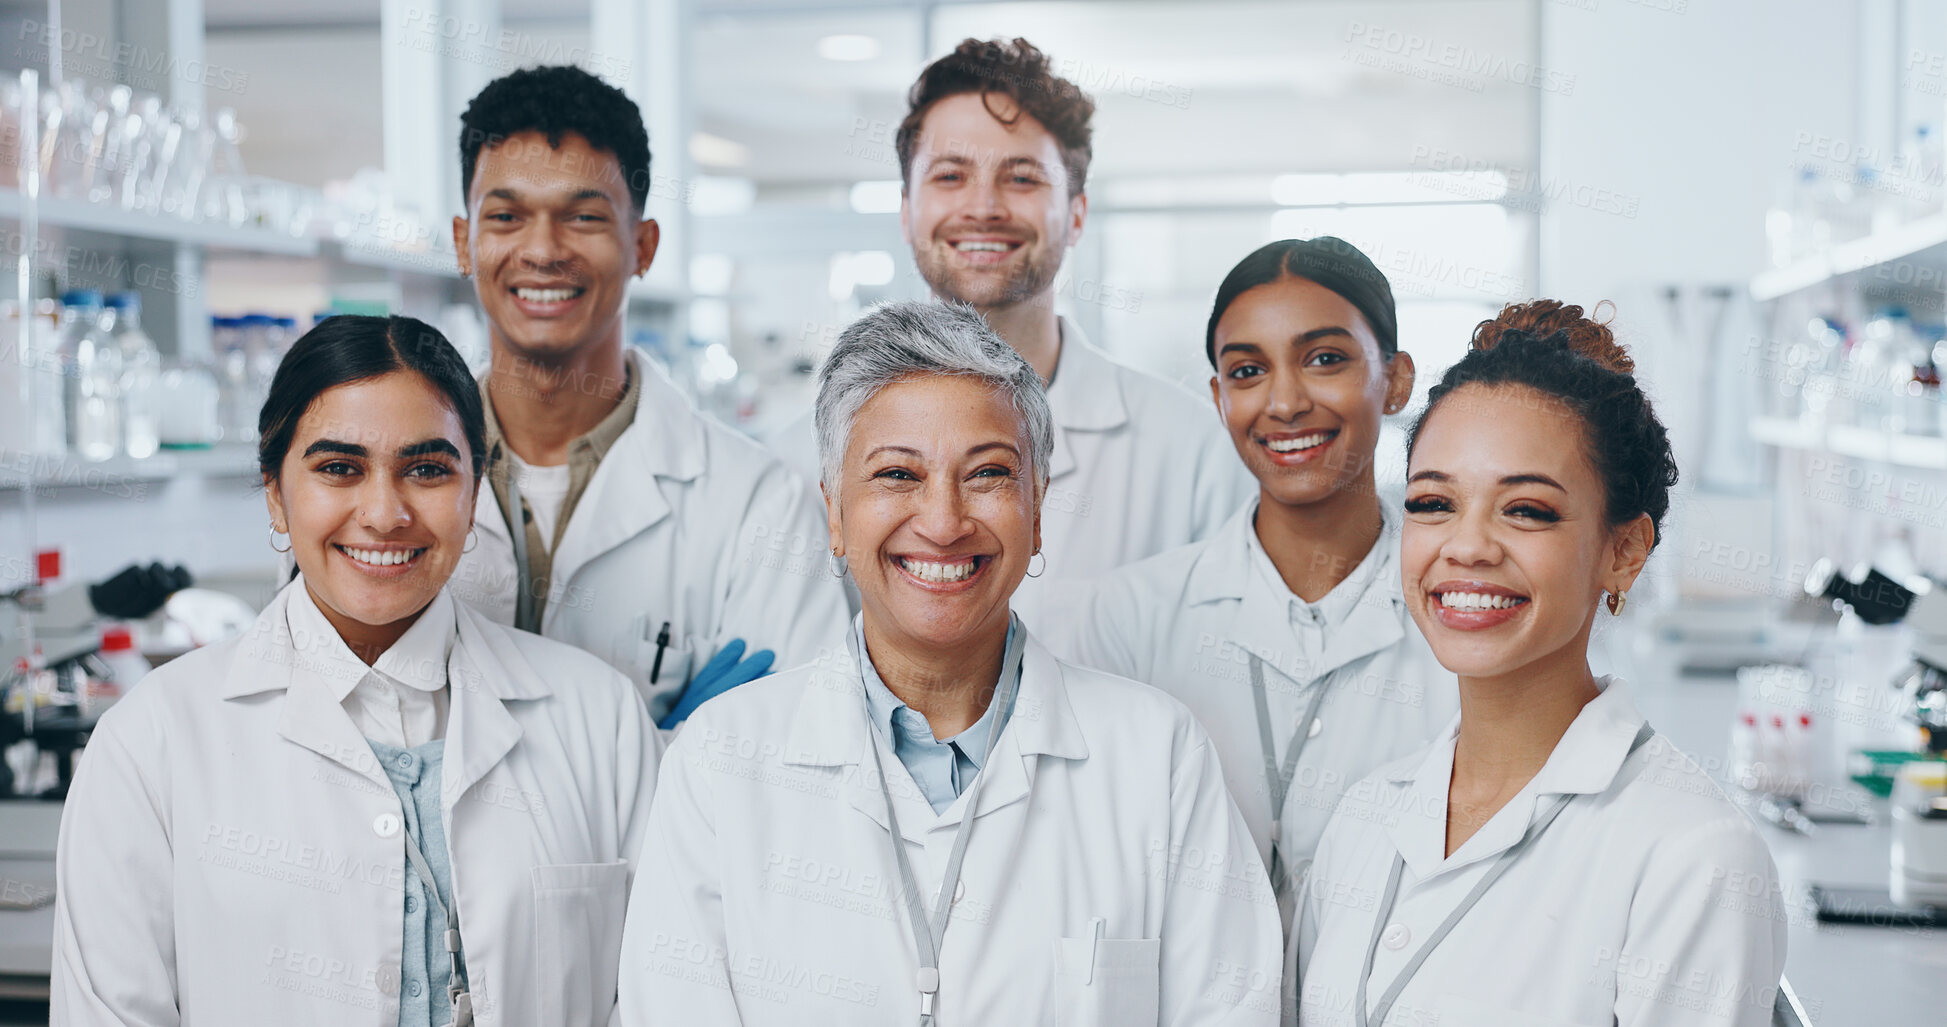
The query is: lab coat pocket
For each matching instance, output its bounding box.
[532,860,632,1027]
[616,615,694,719]
[1050,933,1161,1027]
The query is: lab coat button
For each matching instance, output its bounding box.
[1381,922,1410,951]
[952,879,966,904]
[376,965,400,995]
[373,813,401,838]
[1308,717,1323,738]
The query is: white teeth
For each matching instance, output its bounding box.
[516,287,579,303]
[899,558,978,583]
[341,547,422,568]
[1437,591,1523,611]
[1266,432,1331,453]
[953,241,1012,252]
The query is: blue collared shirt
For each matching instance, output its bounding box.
[857,617,1018,814]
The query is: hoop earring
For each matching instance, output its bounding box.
[827,550,849,578]
[1025,551,1046,579]
[463,528,479,554]
[268,527,292,554]
[1607,590,1627,617]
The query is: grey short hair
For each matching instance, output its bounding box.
[815,302,1053,495]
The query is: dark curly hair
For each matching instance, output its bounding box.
[459,65,652,213]
[1406,300,1678,550]
[896,38,1095,197]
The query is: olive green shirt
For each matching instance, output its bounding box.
[480,362,638,631]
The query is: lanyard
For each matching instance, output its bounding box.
[1353,723,1655,1027]
[400,828,473,1027]
[1247,653,1351,907]
[851,617,1026,1025]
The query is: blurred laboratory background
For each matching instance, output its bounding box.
[1,0,1946,1023]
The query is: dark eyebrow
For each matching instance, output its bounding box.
[399,439,463,460]
[303,440,367,459]
[865,445,924,460]
[1404,469,1566,493]
[966,442,1021,459]
[1500,473,1566,492]
[486,186,613,205]
[1218,327,1354,359]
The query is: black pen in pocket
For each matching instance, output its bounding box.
[649,620,672,683]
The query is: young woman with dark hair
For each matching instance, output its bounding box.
[1048,237,1458,943]
[53,315,660,1027]
[1296,301,1787,1027]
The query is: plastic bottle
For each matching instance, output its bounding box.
[1730,711,1761,792]
[1789,710,1818,799]
[96,624,149,695]
[158,357,222,448]
[239,314,280,432]
[56,289,123,461]
[106,291,161,459]
[1766,713,1791,796]
[212,316,251,442]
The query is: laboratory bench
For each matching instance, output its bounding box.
[0,670,1942,1025]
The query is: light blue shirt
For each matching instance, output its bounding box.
[857,617,1018,813]
[369,737,460,1027]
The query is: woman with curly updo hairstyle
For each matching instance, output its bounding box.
[1296,300,1789,1027]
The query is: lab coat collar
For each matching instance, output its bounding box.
[1185,500,1407,683]
[542,349,707,627]
[1385,676,1648,879]
[1043,318,1129,480]
[280,580,456,699]
[783,623,1088,841]
[223,581,546,799]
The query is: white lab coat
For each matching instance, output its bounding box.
[617,625,1285,1026]
[1042,503,1457,921]
[1297,678,1788,1027]
[451,348,850,721]
[51,581,663,1026]
[762,318,1253,626]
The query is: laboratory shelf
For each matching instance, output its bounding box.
[0,187,317,257]
[1750,212,1947,302]
[0,188,461,278]
[328,239,462,279]
[0,445,261,492]
[1748,415,1947,469]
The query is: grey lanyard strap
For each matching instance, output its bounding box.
[1354,723,1655,1027]
[1247,654,1344,903]
[400,828,472,1027]
[852,618,1027,1025]
[501,452,538,634]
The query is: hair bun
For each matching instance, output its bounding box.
[1471,299,1632,375]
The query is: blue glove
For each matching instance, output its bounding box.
[657,638,775,729]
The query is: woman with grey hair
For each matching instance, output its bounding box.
[618,301,1282,1026]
